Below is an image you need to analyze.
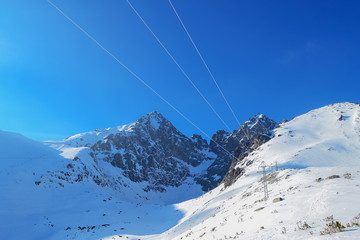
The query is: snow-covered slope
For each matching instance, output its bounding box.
[110,102,360,240]
[0,110,276,240]
[3,102,358,240]
[0,130,190,240]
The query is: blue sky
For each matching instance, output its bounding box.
[1,0,359,140]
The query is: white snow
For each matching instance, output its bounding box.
[106,102,360,240]
[0,132,187,240]
[1,102,360,240]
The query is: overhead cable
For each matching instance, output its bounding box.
[168,0,242,127]
[47,0,235,157]
[125,0,234,135]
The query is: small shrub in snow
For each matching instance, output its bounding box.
[324,215,333,221]
[297,221,311,230]
[349,214,360,227]
[320,221,345,235]
[351,221,360,227]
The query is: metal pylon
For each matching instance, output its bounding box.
[258,161,269,201]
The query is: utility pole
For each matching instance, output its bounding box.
[258,161,269,201]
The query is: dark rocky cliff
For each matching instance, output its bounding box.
[52,111,277,193]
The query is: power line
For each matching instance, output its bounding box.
[168,0,241,127]
[125,0,234,135]
[47,0,234,158]
[167,0,257,149]
[125,0,251,152]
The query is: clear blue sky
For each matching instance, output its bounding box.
[1,0,359,140]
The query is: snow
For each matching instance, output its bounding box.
[106,102,360,240]
[1,102,360,240]
[245,113,264,129]
[0,132,186,240]
[46,122,138,149]
[59,146,88,159]
[148,115,161,130]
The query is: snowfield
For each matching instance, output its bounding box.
[107,102,360,240]
[1,102,360,240]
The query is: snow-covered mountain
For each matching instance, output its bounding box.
[0,128,192,240]
[45,111,276,200]
[124,102,359,240]
[2,102,359,240]
[45,111,215,204]
[0,110,275,239]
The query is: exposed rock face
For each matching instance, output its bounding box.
[87,111,214,191]
[221,134,272,188]
[197,114,277,190]
[48,111,277,194]
[209,114,276,153]
[219,114,277,188]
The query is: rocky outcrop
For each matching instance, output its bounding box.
[198,114,277,190]
[51,111,277,193]
[220,114,277,188]
[88,111,214,190]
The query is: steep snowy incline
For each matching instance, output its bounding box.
[251,102,360,169]
[112,102,360,240]
[0,130,188,240]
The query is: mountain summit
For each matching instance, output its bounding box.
[45,111,277,198]
[136,110,167,130]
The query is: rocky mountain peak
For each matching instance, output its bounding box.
[243,113,275,130]
[191,134,208,150]
[231,113,277,142]
[134,111,177,134]
[246,113,265,124]
[209,113,276,154]
[199,113,278,190]
[48,110,278,194]
[137,111,165,127]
